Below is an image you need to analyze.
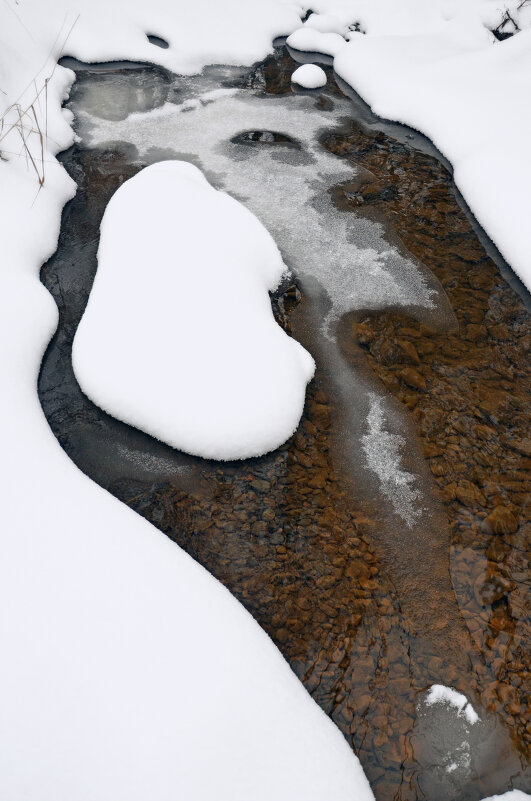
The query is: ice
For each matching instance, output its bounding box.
[72,160,315,460]
[291,63,327,88]
[414,684,525,800]
[0,1,379,799]
[361,393,424,526]
[2,0,530,797]
[302,3,531,290]
[78,88,442,335]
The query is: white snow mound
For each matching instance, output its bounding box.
[72,160,315,460]
[291,64,328,89]
[304,12,345,34]
[287,27,346,57]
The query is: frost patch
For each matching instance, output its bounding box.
[361,393,423,525]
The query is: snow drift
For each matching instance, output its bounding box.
[73,160,315,460]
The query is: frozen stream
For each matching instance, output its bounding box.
[39,46,530,800]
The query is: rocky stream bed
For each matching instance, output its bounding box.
[39,45,530,801]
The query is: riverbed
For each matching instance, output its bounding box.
[39,44,530,800]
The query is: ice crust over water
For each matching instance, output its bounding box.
[75,75,445,518]
[414,683,527,798]
[361,393,423,525]
[78,86,439,336]
[73,160,315,460]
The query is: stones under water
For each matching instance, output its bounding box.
[40,46,530,800]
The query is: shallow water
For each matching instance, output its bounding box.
[40,47,530,799]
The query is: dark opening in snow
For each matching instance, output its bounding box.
[147,33,170,49]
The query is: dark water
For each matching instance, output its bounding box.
[40,46,530,800]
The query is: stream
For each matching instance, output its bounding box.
[39,44,530,800]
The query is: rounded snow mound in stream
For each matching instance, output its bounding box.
[291,64,327,88]
[72,160,315,460]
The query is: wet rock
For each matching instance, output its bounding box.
[465,323,487,341]
[355,321,376,345]
[473,570,514,606]
[251,478,271,493]
[482,506,519,535]
[510,437,531,458]
[486,538,510,562]
[455,480,485,508]
[473,423,496,440]
[399,367,426,390]
[395,338,421,364]
[489,323,510,340]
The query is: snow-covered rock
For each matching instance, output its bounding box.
[73,160,315,460]
[0,1,373,799]
[291,63,328,88]
[304,12,345,34]
[287,27,346,57]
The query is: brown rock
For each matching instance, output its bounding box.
[510,437,531,458]
[455,480,485,508]
[399,326,422,339]
[482,506,519,535]
[465,324,487,341]
[489,323,510,340]
[308,471,327,490]
[442,482,457,501]
[430,460,447,477]
[310,402,331,430]
[399,367,426,390]
[473,423,496,441]
[355,322,375,345]
[395,338,421,364]
[473,570,514,606]
[486,539,510,562]
[251,478,270,493]
[275,628,288,643]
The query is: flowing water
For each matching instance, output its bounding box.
[39,45,530,800]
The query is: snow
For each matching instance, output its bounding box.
[79,87,440,334]
[291,63,327,88]
[304,12,345,34]
[1,0,530,796]
[425,684,479,725]
[73,160,315,460]
[334,28,531,289]
[287,27,347,57]
[0,0,378,799]
[285,3,531,290]
[480,794,531,801]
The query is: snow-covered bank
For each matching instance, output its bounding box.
[0,1,373,798]
[1,0,530,797]
[287,0,531,290]
[73,160,314,460]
